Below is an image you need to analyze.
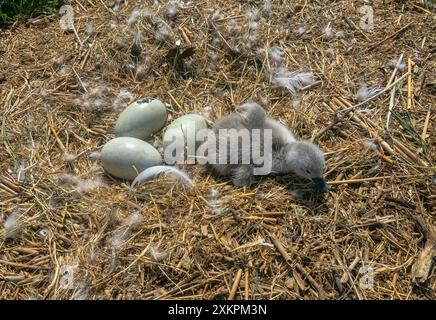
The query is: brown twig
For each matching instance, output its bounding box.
[244,270,249,300]
[313,72,409,141]
[366,22,413,52]
[228,268,243,300]
[270,234,326,299]
[407,57,414,110]
[410,216,436,284]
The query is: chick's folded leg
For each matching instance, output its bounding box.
[231,165,254,187]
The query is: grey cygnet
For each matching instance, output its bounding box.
[202,103,329,192]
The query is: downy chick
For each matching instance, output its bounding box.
[271,140,328,192]
[205,103,267,186]
[203,103,328,192]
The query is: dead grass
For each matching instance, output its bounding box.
[0,0,434,300]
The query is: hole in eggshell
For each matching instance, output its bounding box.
[137,97,154,104]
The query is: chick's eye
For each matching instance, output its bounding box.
[305,169,312,174]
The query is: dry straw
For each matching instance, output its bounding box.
[0,0,434,300]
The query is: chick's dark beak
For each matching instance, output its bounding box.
[313,177,329,193]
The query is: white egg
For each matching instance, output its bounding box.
[101,137,162,180]
[115,98,167,140]
[163,114,208,163]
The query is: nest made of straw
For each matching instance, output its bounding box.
[0,0,434,300]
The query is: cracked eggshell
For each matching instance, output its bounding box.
[163,114,208,153]
[163,114,207,163]
[115,98,167,140]
[101,137,162,180]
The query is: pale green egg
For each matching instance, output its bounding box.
[101,137,162,180]
[163,114,208,163]
[115,98,167,140]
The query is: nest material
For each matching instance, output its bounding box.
[0,0,435,300]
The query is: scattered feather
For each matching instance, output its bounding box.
[121,59,136,75]
[57,173,80,186]
[90,51,102,67]
[167,2,178,19]
[292,96,302,108]
[26,113,34,124]
[209,199,226,215]
[59,264,78,290]
[71,281,89,300]
[75,176,105,194]
[4,210,23,239]
[58,65,72,76]
[86,22,95,38]
[247,7,259,20]
[270,68,315,94]
[296,26,306,36]
[245,8,259,46]
[110,233,126,249]
[112,0,123,12]
[67,121,78,132]
[89,85,109,97]
[179,1,191,8]
[248,21,258,36]
[64,153,77,162]
[109,211,143,249]
[367,161,381,174]
[110,248,118,271]
[211,10,224,21]
[135,64,147,81]
[357,84,383,103]
[56,173,104,194]
[386,58,406,72]
[206,52,219,71]
[75,85,110,111]
[155,21,173,41]
[204,188,227,215]
[59,5,75,32]
[15,159,27,183]
[127,8,141,25]
[109,20,118,29]
[335,30,347,39]
[326,48,335,60]
[225,20,242,36]
[357,108,373,115]
[147,242,167,261]
[131,166,194,188]
[59,5,82,45]
[141,8,153,21]
[122,211,143,228]
[200,105,214,120]
[89,151,101,160]
[113,89,133,111]
[48,198,60,211]
[115,37,129,50]
[412,51,422,66]
[323,24,334,41]
[362,139,378,150]
[205,188,220,199]
[268,45,284,66]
